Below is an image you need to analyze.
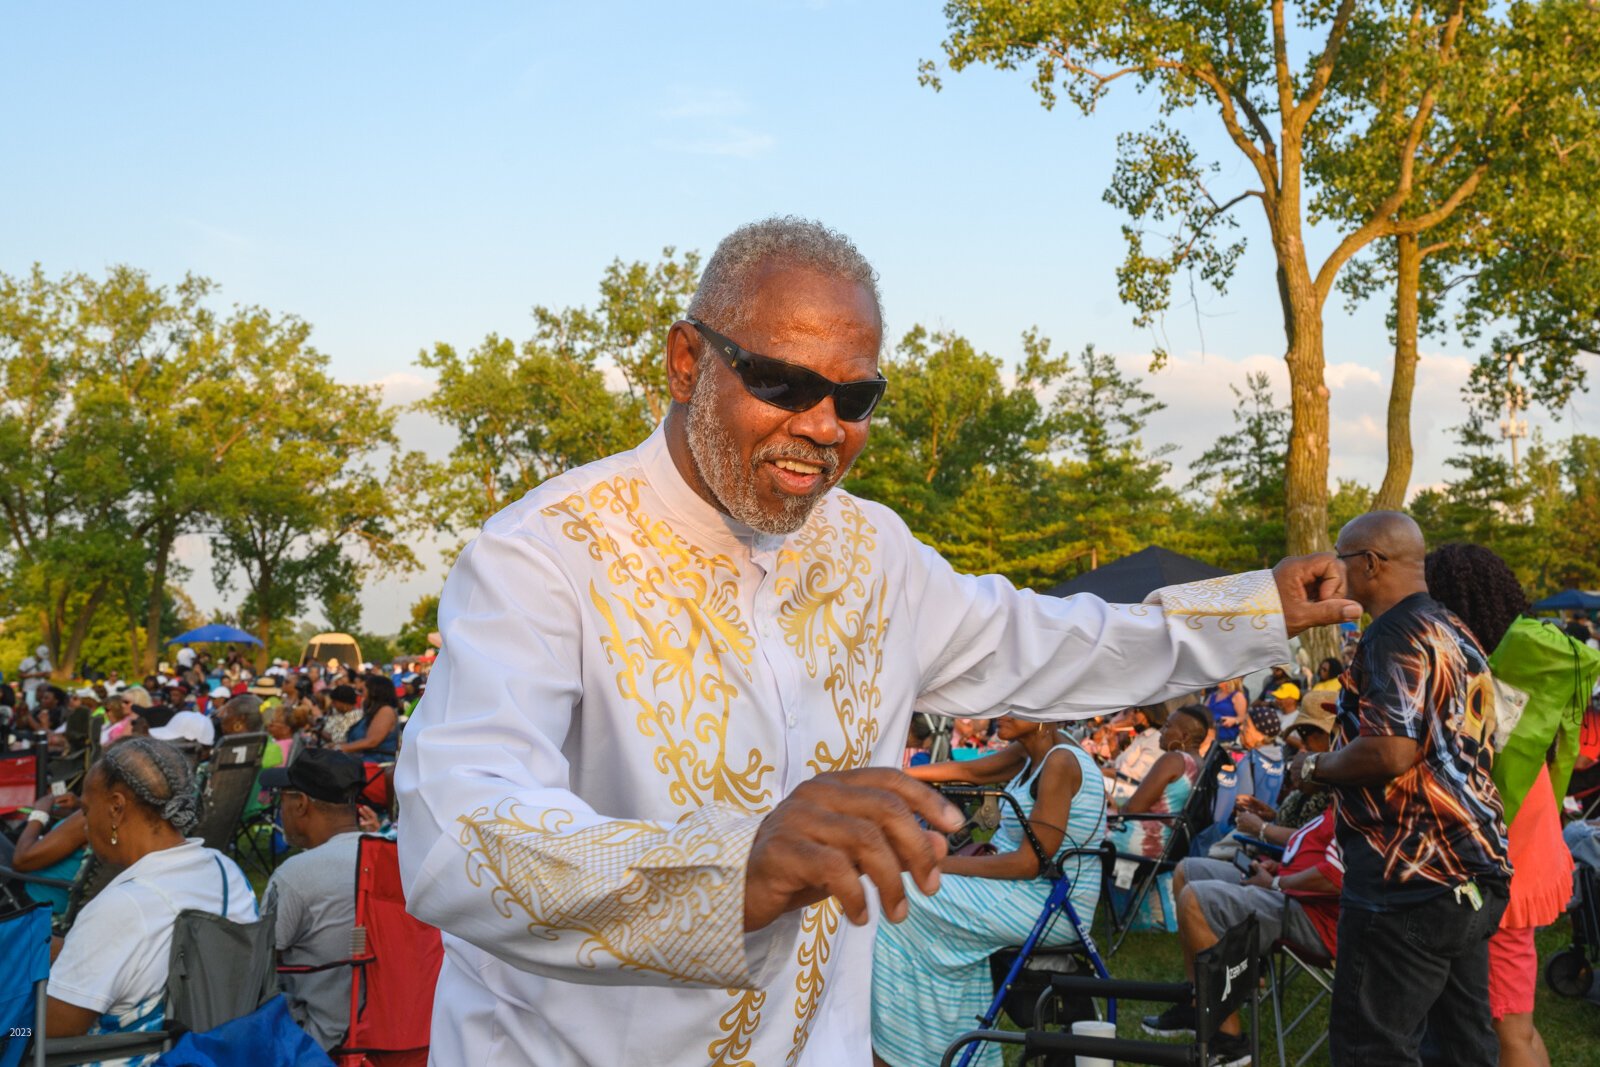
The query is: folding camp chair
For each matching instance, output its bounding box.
[0,902,49,1067]
[0,741,50,818]
[1102,745,1225,953]
[1266,938,1335,1066]
[936,786,1115,1067]
[278,835,443,1066]
[28,858,277,1067]
[192,731,269,855]
[942,916,1261,1067]
[1547,862,1600,998]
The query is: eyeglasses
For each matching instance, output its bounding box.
[687,318,887,422]
[1336,548,1390,564]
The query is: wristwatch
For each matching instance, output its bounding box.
[1270,874,1281,892]
[1302,752,1321,784]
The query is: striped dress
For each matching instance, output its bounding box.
[871,743,1107,1067]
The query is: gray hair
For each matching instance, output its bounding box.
[95,736,200,834]
[686,216,883,342]
[220,694,264,732]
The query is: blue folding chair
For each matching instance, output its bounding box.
[935,786,1116,1067]
[0,903,50,1067]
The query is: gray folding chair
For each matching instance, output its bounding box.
[192,731,269,855]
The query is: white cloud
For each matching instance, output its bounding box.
[654,86,775,158]
[657,87,752,120]
[659,127,777,159]
[1118,346,1596,494]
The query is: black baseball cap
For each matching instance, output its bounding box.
[260,747,365,804]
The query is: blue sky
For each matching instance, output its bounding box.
[4,3,1592,628]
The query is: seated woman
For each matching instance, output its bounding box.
[1,790,89,915]
[45,737,257,1056]
[1104,703,1209,932]
[871,715,1106,1067]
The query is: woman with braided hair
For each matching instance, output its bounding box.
[45,737,257,1059]
[1427,543,1600,1067]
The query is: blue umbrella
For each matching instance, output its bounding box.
[167,623,264,646]
[1530,589,1600,613]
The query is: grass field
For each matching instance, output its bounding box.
[985,922,1599,1066]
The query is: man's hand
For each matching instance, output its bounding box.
[1243,857,1280,888]
[744,768,963,933]
[1288,750,1335,793]
[1236,809,1268,837]
[1273,553,1361,637]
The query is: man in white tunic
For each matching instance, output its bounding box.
[396,217,1357,1066]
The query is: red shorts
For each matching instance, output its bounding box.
[1487,924,1537,1019]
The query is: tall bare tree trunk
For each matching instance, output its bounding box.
[142,526,175,674]
[254,573,274,673]
[1375,233,1421,511]
[59,579,111,679]
[1272,202,1340,667]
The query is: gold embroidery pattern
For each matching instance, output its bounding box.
[543,477,776,813]
[457,801,759,985]
[1144,570,1282,631]
[772,497,886,1059]
[785,899,841,1067]
[775,497,888,774]
[542,476,779,1061]
[709,989,766,1067]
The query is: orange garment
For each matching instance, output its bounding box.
[1501,763,1573,929]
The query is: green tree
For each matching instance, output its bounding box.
[415,250,697,536]
[1187,372,1291,569]
[394,593,440,657]
[920,0,1579,610]
[207,336,415,670]
[849,328,1178,588]
[1314,0,1600,507]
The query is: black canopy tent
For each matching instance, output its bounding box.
[1045,545,1227,602]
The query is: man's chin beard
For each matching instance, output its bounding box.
[686,382,827,536]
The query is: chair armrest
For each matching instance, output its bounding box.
[43,1031,171,1067]
[0,863,74,890]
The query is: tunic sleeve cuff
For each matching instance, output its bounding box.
[1141,569,1285,634]
[454,801,772,988]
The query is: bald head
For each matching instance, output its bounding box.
[1337,511,1426,565]
[1336,510,1429,618]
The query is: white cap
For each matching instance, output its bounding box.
[149,711,216,747]
[210,685,231,699]
[74,687,98,699]
[35,644,50,658]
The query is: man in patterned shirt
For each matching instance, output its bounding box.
[1291,511,1511,1066]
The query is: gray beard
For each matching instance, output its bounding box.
[685,368,845,535]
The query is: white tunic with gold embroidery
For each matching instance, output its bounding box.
[396,423,1288,1067]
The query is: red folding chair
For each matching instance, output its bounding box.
[0,743,48,817]
[280,834,443,1066]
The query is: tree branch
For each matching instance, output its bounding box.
[1292,0,1360,132]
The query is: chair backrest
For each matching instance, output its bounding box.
[1179,744,1228,850]
[1193,915,1259,1044]
[0,748,46,816]
[192,732,269,854]
[59,853,123,935]
[342,835,442,1061]
[166,895,277,1035]
[0,904,50,1067]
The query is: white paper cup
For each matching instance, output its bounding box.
[1070,1018,1117,1067]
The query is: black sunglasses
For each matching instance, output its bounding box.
[687,318,886,422]
[1336,548,1390,564]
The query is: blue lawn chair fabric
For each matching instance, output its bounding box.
[153,996,332,1067]
[0,904,50,1067]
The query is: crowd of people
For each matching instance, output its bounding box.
[0,649,433,1063]
[891,525,1600,1067]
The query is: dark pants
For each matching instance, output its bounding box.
[1329,882,1507,1067]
